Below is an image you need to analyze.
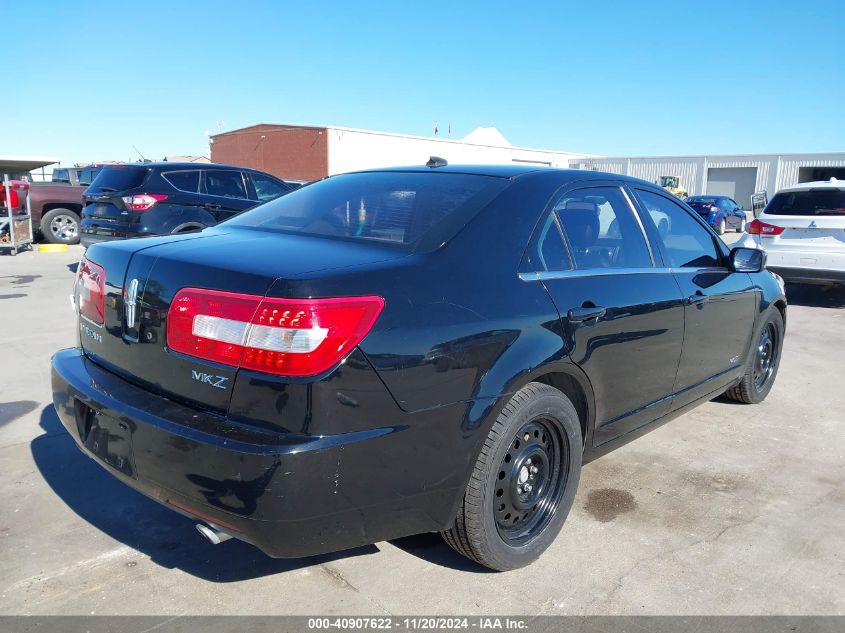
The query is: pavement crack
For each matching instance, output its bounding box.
[319,563,359,592]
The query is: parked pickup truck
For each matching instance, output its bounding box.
[27,166,103,245]
[29,182,86,245]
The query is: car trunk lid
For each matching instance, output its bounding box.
[78,228,405,414]
[758,213,845,251]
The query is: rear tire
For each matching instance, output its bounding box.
[724,308,784,404]
[716,218,726,235]
[441,382,582,571]
[40,208,80,245]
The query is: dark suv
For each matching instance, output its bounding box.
[80,163,293,247]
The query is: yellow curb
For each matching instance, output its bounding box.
[37,244,69,253]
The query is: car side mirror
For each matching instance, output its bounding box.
[731,247,766,273]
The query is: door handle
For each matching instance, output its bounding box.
[204,203,221,211]
[686,291,709,306]
[568,305,607,322]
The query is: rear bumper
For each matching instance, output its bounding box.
[51,348,457,558]
[767,266,845,285]
[80,232,124,248]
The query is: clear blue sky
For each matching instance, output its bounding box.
[5,0,843,165]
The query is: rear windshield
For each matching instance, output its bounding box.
[688,197,718,206]
[87,165,150,193]
[765,189,845,216]
[224,171,509,248]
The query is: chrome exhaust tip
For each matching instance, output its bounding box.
[195,523,233,545]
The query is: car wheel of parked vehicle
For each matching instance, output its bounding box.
[41,208,80,245]
[737,218,746,233]
[716,218,726,235]
[441,382,582,571]
[724,309,784,404]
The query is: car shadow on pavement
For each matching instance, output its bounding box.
[785,283,845,309]
[32,406,378,582]
[389,533,494,573]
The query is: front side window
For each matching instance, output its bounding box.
[634,189,721,268]
[553,186,652,269]
[251,173,289,202]
[205,170,247,198]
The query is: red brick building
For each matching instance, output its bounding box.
[210,124,329,181]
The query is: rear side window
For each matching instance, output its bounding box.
[52,168,70,184]
[552,187,652,269]
[635,189,721,268]
[163,170,201,193]
[533,212,571,271]
[765,189,845,216]
[87,166,149,193]
[225,171,508,247]
[250,173,289,202]
[205,170,248,198]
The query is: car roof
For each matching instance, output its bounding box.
[103,162,255,171]
[688,194,728,199]
[349,164,653,185]
[777,178,845,193]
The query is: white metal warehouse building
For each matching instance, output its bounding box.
[572,153,845,209]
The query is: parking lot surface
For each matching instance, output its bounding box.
[1,239,843,616]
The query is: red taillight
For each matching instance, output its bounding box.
[166,288,384,377]
[122,193,167,211]
[747,219,784,235]
[77,258,106,325]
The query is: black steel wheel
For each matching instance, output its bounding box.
[441,382,582,571]
[493,419,568,545]
[752,322,778,391]
[725,308,784,404]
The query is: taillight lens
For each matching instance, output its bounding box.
[122,193,167,211]
[166,289,384,377]
[747,219,784,235]
[77,258,106,325]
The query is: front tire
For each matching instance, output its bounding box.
[724,308,784,404]
[40,208,80,245]
[441,382,582,571]
[737,217,746,233]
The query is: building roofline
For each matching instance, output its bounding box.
[211,122,597,158]
[578,151,845,161]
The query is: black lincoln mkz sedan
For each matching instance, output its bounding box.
[52,164,786,570]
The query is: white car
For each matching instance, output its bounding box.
[742,178,845,285]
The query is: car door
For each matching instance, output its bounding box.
[200,169,255,222]
[527,183,686,446]
[630,187,758,407]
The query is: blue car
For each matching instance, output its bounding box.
[686,195,747,235]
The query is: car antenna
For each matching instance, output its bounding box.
[426,156,448,168]
[132,145,148,162]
